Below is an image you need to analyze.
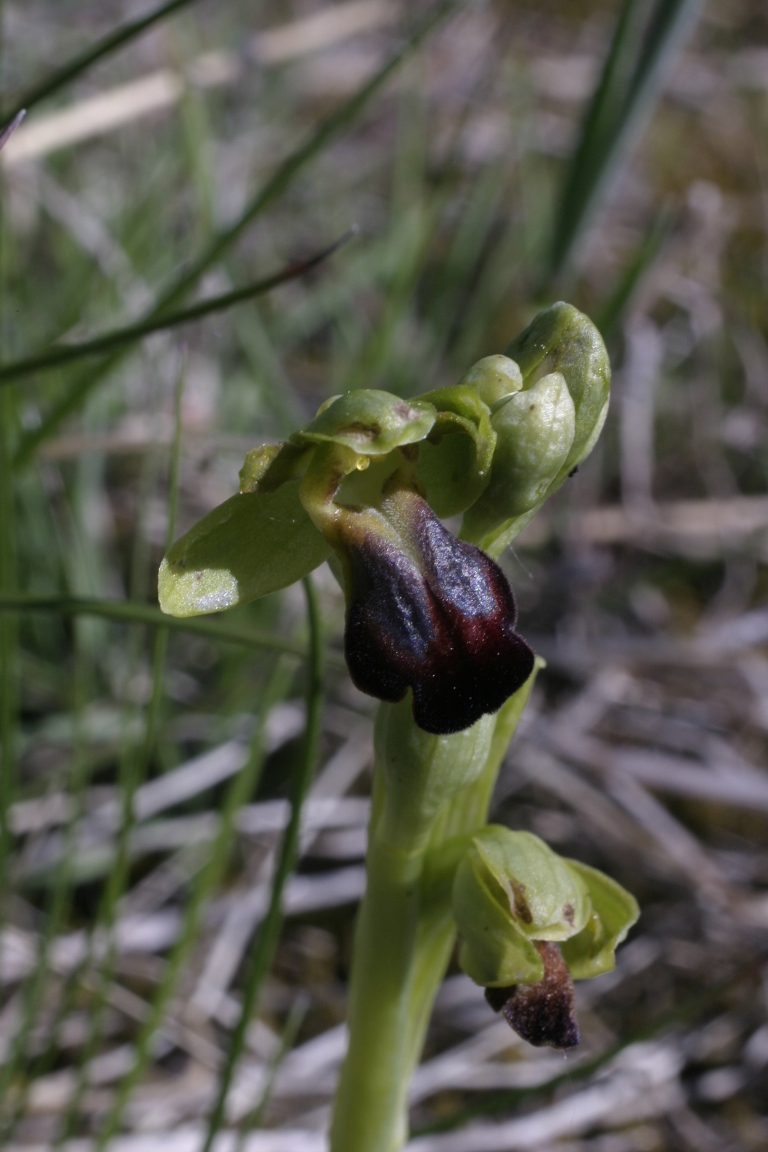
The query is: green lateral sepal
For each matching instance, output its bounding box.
[462,371,576,539]
[560,859,640,979]
[158,480,330,617]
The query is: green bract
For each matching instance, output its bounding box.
[452,827,638,989]
[374,699,496,848]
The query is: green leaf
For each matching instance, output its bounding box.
[295,390,436,456]
[561,860,640,979]
[158,481,330,617]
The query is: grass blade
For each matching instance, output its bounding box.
[2,0,205,123]
[0,110,25,152]
[14,0,458,466]
[92,656,293,1149]
[200,574,324,1152]
[595,207,674,342]
[0,230,356,384]
[0,593,342,662]
[546,0,704,284]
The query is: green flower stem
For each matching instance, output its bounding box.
[330,792,425,1152]
[329,666,540,1152]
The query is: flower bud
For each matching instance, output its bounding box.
[461,304,610,550]
[504,301,610,477]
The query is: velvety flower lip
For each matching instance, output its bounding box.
[485,941,580,1050]
[340,490,535,735]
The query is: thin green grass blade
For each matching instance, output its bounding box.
[0,109,25,151]
[200,574,324,1152]
[596,208,674,343]
[546,0,704,284]
[93,656,293,1148]
[13,0,458,467]
[0,231,356,384]
[0,594,348,664]
[235,995,309,1146]
[56,360,188,1142]
[2,0,205,123]
[0,108,19,947]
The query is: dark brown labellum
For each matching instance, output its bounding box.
[485,941,580,1050]
[340,491,534,735]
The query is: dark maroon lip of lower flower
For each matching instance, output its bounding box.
[340,494,535,736]
[485,941,580,1050]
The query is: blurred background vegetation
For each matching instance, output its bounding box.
[1,0,767,1148]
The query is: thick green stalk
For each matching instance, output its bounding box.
[329,669,540,1151]
[329,772,425,1152]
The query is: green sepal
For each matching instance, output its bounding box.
[462,371,576,536]
[158,479,330,617]
[474,828,591,941]
[415,384,496,517]
[294,390,436,456]
[560,860,640,979]
[452,827,592,989]
[454,850,545,987]
[504,301,610,478]
[461,304,610,555]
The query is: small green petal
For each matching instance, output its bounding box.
[561,860,640,979]
[238,443,283,492]
[238,441,309,494]
[460,354,523,406]
[158,479,330,617]
[415,384,496,517]
[295,390,436,456]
